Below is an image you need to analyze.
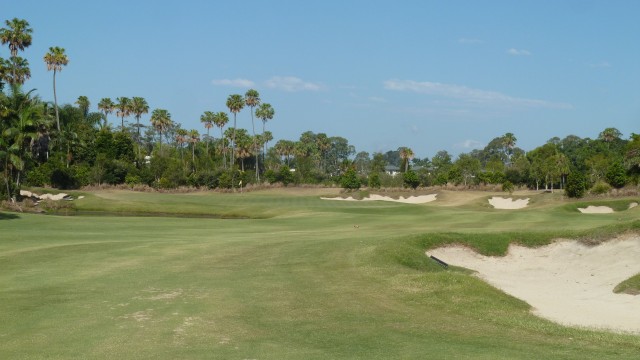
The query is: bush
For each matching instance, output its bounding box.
[277,166,295,186]
[217,170,235,189]
[264,169,277,184]
[368,172,381,188]
[606,161,627,189]
[590,181,611,196]
[51,167,78,189]
[565,171,587,198]
[340,168,361,190]
[502,181,514,194]
[403,170,420,189]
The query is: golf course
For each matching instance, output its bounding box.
[2,187,640,359]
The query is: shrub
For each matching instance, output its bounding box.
[340,168,361,190]
[264,169,277,184]
[565,171,587,198]
[502,181,514,194]
[403,170,420,189]
[368,172,381,188]
[606,161,627,189]
[590,181,611,196]
[277,166,295,186]
[51,167,78,189]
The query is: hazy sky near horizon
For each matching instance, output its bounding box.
[4,1,639,158]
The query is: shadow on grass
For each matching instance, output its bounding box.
[0,212,20,220]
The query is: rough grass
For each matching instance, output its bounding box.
[1,188,640,359]
[614,274,640,295]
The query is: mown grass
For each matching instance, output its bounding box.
[1,188,639,359]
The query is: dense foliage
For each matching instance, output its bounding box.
[1,18,639,200]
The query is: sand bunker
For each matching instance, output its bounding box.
[578,206,614,214]
[429,236,640,334]
[321,194,437,204]
[488,197,529,209]
[20,190,71,201]
[629,202,638,210]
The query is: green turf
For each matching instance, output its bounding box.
[1,189,639,359]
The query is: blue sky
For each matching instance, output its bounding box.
[4,1,639,159]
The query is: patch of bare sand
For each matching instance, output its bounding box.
[321,194,437,204]
[488,196,529,209]
[628,202,637,210]
[579,206,614,214]
[429,235,640,334]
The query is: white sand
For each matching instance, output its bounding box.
[629,202,638,210]
[321,194,437,204]
[488,197,529,209]
[429,236,640,334]
[579,206,614,214]
[20,190,68,201]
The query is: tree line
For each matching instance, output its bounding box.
[1,18,639,201]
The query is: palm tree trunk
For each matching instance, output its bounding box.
[206,128,210,155]
[231,114,237,166]
[251,109,259,182]
[53,69,60,133]
[220,128,226,169]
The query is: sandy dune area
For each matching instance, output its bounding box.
[321,194,437,204]
[488,197,529,209]
[429,236,640,334]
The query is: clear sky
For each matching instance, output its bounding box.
[4,0,639,159]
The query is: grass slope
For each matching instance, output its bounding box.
[1,189,639,359]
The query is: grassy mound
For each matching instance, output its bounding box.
[614,274,640,295]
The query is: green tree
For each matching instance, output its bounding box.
[340,167,361,190]
[43,46,69,132]
[200,111,215,155]
[150,108,172,152]
[245,89,261,181]
[226,94,244,166]
[115,97,131,132]
[130,96,149,142]
[403,170,420,189]
[453,153,481,186]
[97,97,115,128]
[188,129,200,164]
[606,161,627,188]
[213,111,229,168]
[0,18,33,86]
[256,103,275,157]
[565,171,587,198]
[75,96,90,118]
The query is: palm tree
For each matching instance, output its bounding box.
[130,96,149,142]
[150,108,172,152]
[189,129,200,163]
[398,147,414,172]
[213,111,229,168]
[43,46,69,132]
[176,128,188,161]
[115,97,131,132]
[0,56,30,85]
[75,96,90,118]
[226,94,244,166]
[0,18,33,57]
[255,102,275,164]
[244,89,261,180]
[97,98,115,128]
[200,111,215,155]
[0,18,33,85]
